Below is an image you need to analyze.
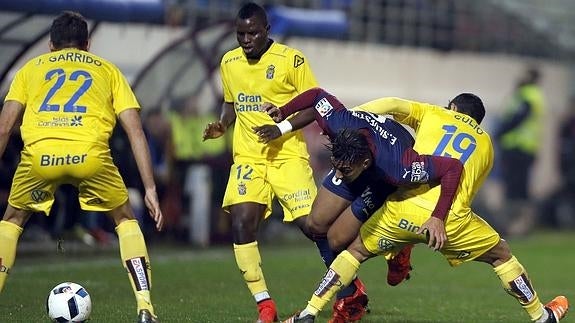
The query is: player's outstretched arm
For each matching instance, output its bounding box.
[203,102,236,141]
[0,101,24,157]
[118,108,164,231]
[353,97,412,116]
[254,108,316,143]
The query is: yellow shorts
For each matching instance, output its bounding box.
[222,159,317,221]
[360,199,500,266]
[8,141,129,215]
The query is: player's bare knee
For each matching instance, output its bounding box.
[347,237,371,262]
[107,202,134,226]
[2,207,31,227]
[327,235,346,253]
[306,217,329,237]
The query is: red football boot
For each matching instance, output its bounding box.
[387,244,414,286]
[328,278,369,323]
[257,299,279,323]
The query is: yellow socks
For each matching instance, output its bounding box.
[0,221,23,293]
[494,256,544,321]
[116,220,154,315]
[234,242,271,302]
[305,250,360,316]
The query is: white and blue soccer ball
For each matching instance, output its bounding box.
[46,282,92,322]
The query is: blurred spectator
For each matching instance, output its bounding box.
[495,67,545,236]
[142,108,171,239]
[167,95,231,245]
[539,96,575,229]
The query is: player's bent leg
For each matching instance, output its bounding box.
[0,206,31,293]
[478,240,549,322]
[325,211,370,322]
[109,203,157,321]
[493,255,546,322]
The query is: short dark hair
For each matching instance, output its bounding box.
[328,129,372,164]
[50,11,89,50]
[449,93,486,124]
[237,2,268,25]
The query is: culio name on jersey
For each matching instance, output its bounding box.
[454,114,485,135]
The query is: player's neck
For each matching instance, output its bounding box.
[247,39,273,60]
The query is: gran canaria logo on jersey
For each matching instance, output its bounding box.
[266,65,275,79]
[235,93,262,112]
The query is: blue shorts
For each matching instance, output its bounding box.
[321,168,396,222]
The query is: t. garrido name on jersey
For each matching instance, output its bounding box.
[48,52,102,66]
[235,92,263,112]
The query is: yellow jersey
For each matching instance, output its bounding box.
[220,41,317,162]
[358,99,494,218]
[5,48,139,146]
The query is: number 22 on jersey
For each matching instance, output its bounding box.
[39,68,92,113]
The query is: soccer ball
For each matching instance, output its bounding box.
[46,282,92,322]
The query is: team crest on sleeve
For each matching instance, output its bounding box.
[294,55,304,68]
[315,97,334,117]
[266,65,275,79]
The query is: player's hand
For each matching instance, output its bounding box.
[144,188,164,231]
[260,102,284,122]
[417,217,446,251]
[253,124,281,143]
[203,121,226,141]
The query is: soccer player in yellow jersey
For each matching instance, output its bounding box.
[203,3,370,322]
[283,94,569,323]
[0,11,163,323]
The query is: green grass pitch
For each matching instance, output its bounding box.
[1,231,573,322]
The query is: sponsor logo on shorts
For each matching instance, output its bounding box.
[30,189,50,203]
[283,189,311,202]
[398,218,420,233]
[40,153,87,166]
[314,268,342,297]
[456,251,471,259]
[377,237,395,252]
[266,65,275,79]
[0,258,9,274]
[238,182,247,195]
[409,161,429,183]
[361,187,375,211]
[86,198,103,205]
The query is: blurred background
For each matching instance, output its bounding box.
[1,0,574,250]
